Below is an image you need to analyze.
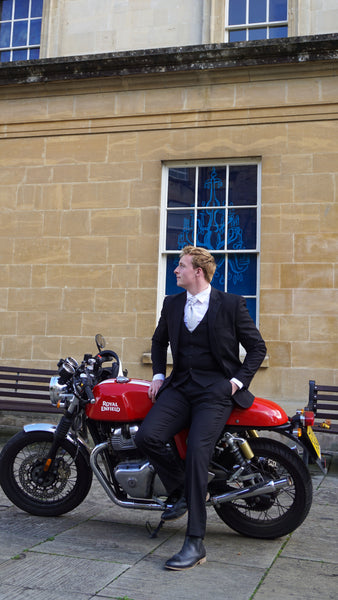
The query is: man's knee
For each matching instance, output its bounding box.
[135,425,157,450]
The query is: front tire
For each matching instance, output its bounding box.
[213,437,312,539]
[0,430,93,516]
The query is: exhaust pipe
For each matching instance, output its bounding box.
[210,477,292,506]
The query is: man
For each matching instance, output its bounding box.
[135,246,266,570]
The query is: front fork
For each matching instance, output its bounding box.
[40,414,74,476]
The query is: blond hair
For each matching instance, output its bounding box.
[180,246,216,283]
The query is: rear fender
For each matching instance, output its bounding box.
[23,422,91,463]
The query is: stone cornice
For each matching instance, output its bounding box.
[0,34,337,87]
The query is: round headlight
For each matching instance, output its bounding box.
[49,376,69,407]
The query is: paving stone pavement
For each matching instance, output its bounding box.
[0,435,337,600]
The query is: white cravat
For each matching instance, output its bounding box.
[185,295,200,332]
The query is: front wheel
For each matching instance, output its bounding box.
[0,430,93,516]
[213,437,312,539]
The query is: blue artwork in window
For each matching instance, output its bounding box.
[196,167,226,250]
[228,253,257,294]
[198,167,226,207]
[228,208,257,250]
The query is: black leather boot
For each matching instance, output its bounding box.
[165,536,206,570]
[161,494,187,521]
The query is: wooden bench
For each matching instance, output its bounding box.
[306,380,338,434]
[0,365,61,414]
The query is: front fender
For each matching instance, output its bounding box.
[23,422,91,463]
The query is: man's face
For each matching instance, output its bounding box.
[174,254,198,290]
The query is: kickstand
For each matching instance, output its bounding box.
[146,519,165,538]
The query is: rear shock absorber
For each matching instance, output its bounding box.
[223,432,254,465]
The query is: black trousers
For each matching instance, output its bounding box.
[135,375,233,538]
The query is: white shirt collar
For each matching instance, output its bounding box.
[187,284,211,305]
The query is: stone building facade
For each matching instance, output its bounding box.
[0,2,337,412]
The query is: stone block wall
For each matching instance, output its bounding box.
[0,50,337,411]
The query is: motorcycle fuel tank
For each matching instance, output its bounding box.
[86,379,153,421]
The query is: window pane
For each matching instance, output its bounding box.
[211,255,226,291]
[0,50,11,61]
[1,0,13,21]
[29,47,39,59]
[14,0,29,19]
[12,48,27,59]
[228,208,257,250]
[29,18,41,45]
[229,29,246,42]
[197,208,225,250]
[168,168,195,208]
[269,0,287,22]
[229,0,246,25]
[229,165,257,206]
[13,20,27,45]
[31,0,43,18]
[249,27,267,40]
[269,25,288,38]
[228,254,257,296]
[0,22,11,47]
[198,166,226,207]
[166,210,194,250]
[245,297,256,323]
[249,0,266,24]
[166,255,180,295]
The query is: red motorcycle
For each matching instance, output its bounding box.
[0,335,325,540]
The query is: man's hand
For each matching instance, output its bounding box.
[230,381,239,396]
[148,379,164,403]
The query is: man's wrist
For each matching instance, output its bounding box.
[230,377,243,390]
[153,373,165,381]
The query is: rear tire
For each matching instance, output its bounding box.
[213,437,312,539]
[0,430,92,516]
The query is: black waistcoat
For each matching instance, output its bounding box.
[173,311,223,388]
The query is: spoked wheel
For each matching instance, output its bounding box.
[213,437,312,539]
[0,430,92,516]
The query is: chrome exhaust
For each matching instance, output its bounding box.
[210,477,292,506]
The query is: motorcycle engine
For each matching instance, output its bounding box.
[114,459,167,498]
[111,424,167,498]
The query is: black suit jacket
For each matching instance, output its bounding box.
[151,287,267,408]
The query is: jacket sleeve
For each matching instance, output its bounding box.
[151,297,170,376]
[233,296,267,388]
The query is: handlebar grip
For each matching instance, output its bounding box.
[84,383,95,404]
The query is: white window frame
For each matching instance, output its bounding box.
[157,159,262,326]
[225,0,288,42]
[0,0,43,62]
